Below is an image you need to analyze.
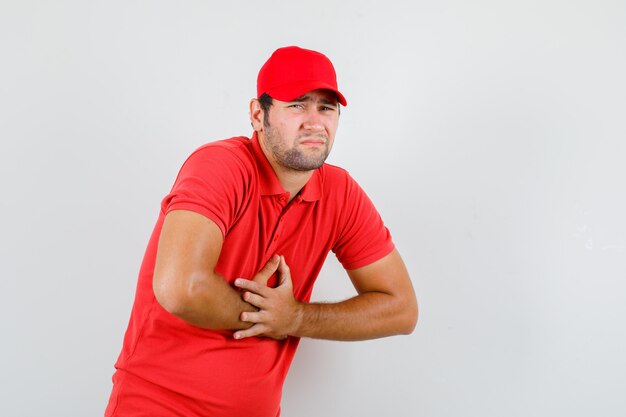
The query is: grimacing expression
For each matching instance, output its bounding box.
[262,90,339,172]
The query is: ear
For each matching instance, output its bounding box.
[249,99,264,133]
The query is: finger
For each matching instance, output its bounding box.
[234,324,267,340]
[240,310,264,323]
[278,255,292,287]
[241,291,267,309]
[253,255,280,286]
[235,278,269,296]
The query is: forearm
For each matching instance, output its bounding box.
[234,252,418,341]
[156,271,255,331]
[154,273,256,330]
[293,291,416,341]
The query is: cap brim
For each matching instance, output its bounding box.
[265,80,347,106]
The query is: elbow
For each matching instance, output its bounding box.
[399,298,418,335]
[153,272,197,318]
[153,279,185,316]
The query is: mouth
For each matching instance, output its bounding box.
[298,135,327,146]
[300,140,325,146]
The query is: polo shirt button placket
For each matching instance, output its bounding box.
[274,222,282,243]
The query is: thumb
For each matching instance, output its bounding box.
[277,256,292,288]
[253,254,280,286]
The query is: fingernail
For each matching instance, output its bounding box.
[234,279,242,286]
[234,333,241,339]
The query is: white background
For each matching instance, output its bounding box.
[1,1,625,416]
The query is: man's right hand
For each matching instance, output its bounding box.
[234,256,302,340]
[248,254,280,287]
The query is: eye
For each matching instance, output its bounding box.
[288,103,304,109]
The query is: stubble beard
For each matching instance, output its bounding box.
[263,124,331,172]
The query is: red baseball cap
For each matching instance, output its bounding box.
[257,46,347,106]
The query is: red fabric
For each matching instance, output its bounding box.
[257,46,347,106]
[106,133,394,416]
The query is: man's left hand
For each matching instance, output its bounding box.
[233,255,302,340]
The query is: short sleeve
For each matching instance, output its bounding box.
[332,174,395,270]
[161,144,250,236]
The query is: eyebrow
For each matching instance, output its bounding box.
[290,95,338,106]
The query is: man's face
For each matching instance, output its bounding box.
[259,89,340,172]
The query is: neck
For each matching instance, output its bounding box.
[272,166,313,201]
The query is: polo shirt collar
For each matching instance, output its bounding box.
[250,132,322,202]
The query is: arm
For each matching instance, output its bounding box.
[153,209,279,330]
[233,249,418,341]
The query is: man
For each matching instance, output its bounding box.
[106,46,417,417]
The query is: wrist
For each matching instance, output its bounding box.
[291,301,306,337]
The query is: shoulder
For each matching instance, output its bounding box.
[171,136,256,188]
[176,136,257,180]
[318,162,381,222]
[319,162,361,197]
[185,136,254,168]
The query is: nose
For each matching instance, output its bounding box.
[302,108,324,132]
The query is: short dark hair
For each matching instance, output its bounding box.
[258,93,273,127]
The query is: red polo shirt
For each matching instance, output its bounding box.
[106,133,394,417]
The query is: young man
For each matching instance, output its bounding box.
[106,46,417,417]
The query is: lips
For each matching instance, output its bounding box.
[298,135,327,145]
